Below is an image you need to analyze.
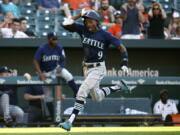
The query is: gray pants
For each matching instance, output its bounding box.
[0,94,24,123]
[77,62,107,102]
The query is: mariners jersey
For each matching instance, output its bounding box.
[66,23,121,62]
[34,43,66,72]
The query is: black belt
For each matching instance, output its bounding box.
[84,63,101,68]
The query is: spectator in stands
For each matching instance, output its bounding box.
[0,0,21,18]
[168,11,180,38]
[108,10,122,39]
[171,26,180,40]
[19,17,35,37]
[0,11,13,28]
[153,89,178,121]
[0,66,24,124]
[121,0,145,39]
[24,86,46,125]
[0,18,29,38]
[97,0,115,27]
[38,0,71,17]
[64,0,91,10]
[147,2,167,39]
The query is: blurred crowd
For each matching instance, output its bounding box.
[0,0,180,39]
[0,0,179,39]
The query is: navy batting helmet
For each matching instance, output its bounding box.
[82,10,100,22]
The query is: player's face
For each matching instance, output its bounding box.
[49,38,58,46]
[84,18,99,33]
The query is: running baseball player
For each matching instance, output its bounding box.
[33,32,79,98]
[0,66,24,124]
[58,9,130,131]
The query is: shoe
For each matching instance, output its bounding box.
[110,80,130,93]
[58,120,72,131]
[120,80,130,93]
[4,116,13,124]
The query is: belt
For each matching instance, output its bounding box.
[83,62,101,68]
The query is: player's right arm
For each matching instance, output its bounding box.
[61,8,88,32]
[33,47,46,80]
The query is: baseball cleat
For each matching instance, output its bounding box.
[110,80,130,93]
[120,80,130,93]
[58,120,72,131]
[4,116,13,124]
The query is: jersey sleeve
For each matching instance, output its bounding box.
[34,46,43,61]
[105,32,121,47]
[62,23,84,34]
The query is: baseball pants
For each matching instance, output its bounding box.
[76,62,107,102]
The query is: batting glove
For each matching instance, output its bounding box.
[62,17,74,26]
[121,65,129,74]
[81,8,91,16]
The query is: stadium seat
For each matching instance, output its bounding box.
[159,0,173,13]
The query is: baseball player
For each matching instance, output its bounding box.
[33,32,79,99]
[0,66,24,124]
[58,9,130,131]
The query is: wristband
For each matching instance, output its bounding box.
[121,51,128,66]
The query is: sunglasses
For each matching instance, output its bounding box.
[153,8,159,10]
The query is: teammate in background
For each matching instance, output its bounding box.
[153,89,178,121]
[33,32,79,98]
[0,66,24,124]
[24,85,45,125]
[58,9,130,131]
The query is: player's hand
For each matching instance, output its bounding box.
[121,65,129,74]
[62,17,74,25]
[81,8,88,16]
[56,67,62,73]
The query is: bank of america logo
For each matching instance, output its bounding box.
[138,79,145,84]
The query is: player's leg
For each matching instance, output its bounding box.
[58,65,106,130]
[0,94,12,123]
[57,68,79,96]
[9,105,24,124]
